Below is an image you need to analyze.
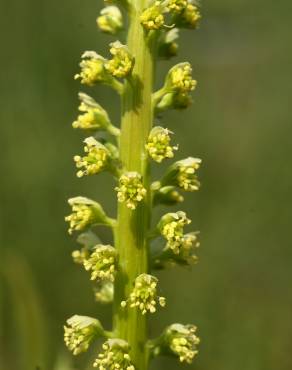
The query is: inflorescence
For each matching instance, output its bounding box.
[64,0,203,368]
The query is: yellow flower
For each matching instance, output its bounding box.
[105,41,134,78]
[121,274,166,315]
[146,126,178,163]
[115,172,147,210]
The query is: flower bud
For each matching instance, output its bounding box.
[158,28,179,59]
[65,197,113,234]
[156,91,193,112]
[94,280,114,304]
[97,6,123,35]
[164,323,200,363]
[105,41,134,78]
[83,244,117,281]
[72,93,112,131]
[146,126,178,163]
[161,157,201,191]
[115,172,147,210]
[166,62,197,94]
[93,339,134,370]
[64,315,104,355]
[74,137,110,178]
[158,211,193,254]
[153,185,184,206]
[121,274,166,315]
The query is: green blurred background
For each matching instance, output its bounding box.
[1,0,291,369]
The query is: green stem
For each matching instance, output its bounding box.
[113,2,157,369]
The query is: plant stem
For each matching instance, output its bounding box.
[113,1,156,369]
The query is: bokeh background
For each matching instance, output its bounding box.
[1,0,291,369]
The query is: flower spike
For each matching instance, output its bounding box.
[97,6,123,35]
[83,244,117,281]
[121,274,166,314]
[64,315,104,355]
[115,172,147,210]
[146,126,178,163]
[93,339,134,370]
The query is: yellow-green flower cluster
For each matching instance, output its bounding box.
[180,0,201,28]
[65,197,110,234]
[140,3,165,30]
[105,41,134,78]
[168,0,188,13]
[115,172,147,210]
[168,62,197,93]
[74,137,110,178]
[161,157,201,191]
[72,93,111,131]
[83,244,117,281]
[64,315,102,355]
[93,339,134,370]
[97,6,123,35]
[146,126,178,163]
[158,211,195,254]
[75,51,108,86]
[121,274,166,314]
[72,248,89,264]
[175,157,201,191]
[166,323,200,363]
